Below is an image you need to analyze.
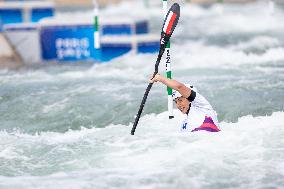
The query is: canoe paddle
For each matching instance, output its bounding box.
[131,3,180,135]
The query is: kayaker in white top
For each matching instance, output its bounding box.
[149,74,220,132]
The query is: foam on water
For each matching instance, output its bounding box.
[180,2,284,35]
[0,111,284,188]
[231,36,280,51]
[173,44,284,69]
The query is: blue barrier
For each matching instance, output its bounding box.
[0,2,54,31]
[101,41,159,62]
[101,43,132,61]
[0,9,23,24]
[137,41,160,53]
[101,20,148,35]
[31,8,54,22]
[102,24,132,35]
[136,20,148,34]
[4,19,158,63]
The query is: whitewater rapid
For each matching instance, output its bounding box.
[0,111,284,189]
[1,1,284,189]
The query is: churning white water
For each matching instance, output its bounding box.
[0,1,284,189]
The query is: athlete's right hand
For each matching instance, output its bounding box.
[149,73,162,83]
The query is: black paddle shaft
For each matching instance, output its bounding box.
[131,3,180,135]
[131,47,165,135]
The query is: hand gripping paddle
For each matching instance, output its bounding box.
[131,3,180,135]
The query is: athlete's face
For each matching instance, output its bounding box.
[174,97,190,114]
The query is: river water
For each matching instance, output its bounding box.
[0,1,284,189]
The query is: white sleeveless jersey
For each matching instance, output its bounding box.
[180,92,220,132]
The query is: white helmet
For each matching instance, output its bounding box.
[172,84,198,99]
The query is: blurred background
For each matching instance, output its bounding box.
[1,0,283,67]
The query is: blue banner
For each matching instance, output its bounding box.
[40,25,100,61]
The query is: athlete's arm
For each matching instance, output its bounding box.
[149,74,192,98]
